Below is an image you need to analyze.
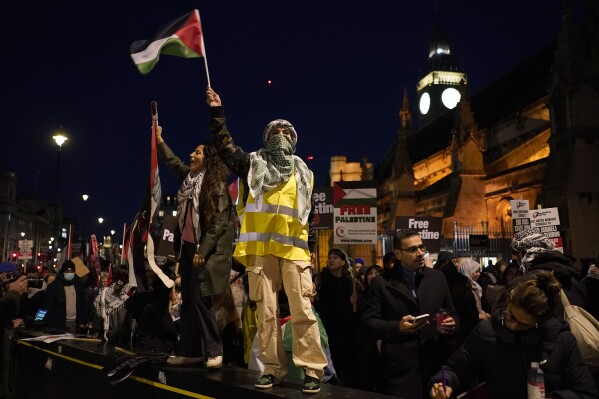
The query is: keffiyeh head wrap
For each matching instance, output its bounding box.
[511,228,555,253]
[248,120,312,225]
[511,228,555,270]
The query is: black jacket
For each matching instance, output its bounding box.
[361,262,459,398]
[44,276,87,331]
[431,313,598,399]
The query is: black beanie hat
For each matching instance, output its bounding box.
[61,260,75,273]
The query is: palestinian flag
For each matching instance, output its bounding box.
[130,9,205,75]
[124,102,173,291]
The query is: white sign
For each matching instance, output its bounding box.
[18,240,34,250]
[529,207,560,228]
[510,200,531,234]
[529,207,562,252]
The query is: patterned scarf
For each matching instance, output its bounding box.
[176,170,205,236]
[94,282,132,341]
[248,133,312,225]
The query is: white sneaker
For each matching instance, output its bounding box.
[206,355,222,369]
[166,356,203,365]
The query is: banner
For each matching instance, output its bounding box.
[156,214,178,260]
[333,181,377,244]
[312,187,334,230]
[395,216,442,253]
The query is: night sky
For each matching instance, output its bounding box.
[0,0,583,240]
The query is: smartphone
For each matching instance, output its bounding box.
[412,314,430,324]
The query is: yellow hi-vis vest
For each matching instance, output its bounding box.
[234,172,313,267]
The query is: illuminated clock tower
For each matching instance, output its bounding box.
[417,3,467,128]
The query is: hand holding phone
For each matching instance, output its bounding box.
[412,313,430,325]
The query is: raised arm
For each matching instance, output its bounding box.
[155,125,190,181]
[205,87,250,179]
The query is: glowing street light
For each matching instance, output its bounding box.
[52,126,68,252]
[98,217,104,224]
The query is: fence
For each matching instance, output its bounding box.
[377,223,514,263]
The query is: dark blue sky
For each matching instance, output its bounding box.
[0,0,583,239]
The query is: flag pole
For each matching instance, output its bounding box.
[120,223,126,265]
[196,9,211,87]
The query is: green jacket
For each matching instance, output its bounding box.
[157,141,234,297]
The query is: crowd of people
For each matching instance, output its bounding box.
[1,86,598,398]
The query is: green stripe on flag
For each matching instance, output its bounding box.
[131,36,201,75]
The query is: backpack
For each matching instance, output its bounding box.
[560,289,599,372]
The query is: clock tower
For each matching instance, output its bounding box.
[417,2,467,128]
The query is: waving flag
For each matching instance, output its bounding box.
[130,9,205,75]
[124,102,173,291]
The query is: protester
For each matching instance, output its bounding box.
[438,259,479,343]
[314,248,358,385]
[430,273,598,399]
[0,275,27,399]
[382,251,396,270]
[44,260,88,333]
[582,254,599,320]
[93,266,134,345]
[362,228,458,398]
[157,126,234,368]
[207,87,326,393]
[459,259,490,321]
[125,269,179,353]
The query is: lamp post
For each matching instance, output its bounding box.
[52,127,68,253]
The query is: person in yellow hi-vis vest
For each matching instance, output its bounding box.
[206,87,326,394]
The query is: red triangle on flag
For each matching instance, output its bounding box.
[333,183,347,206]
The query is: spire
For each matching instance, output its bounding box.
[399,87,412,130]
[393,89,413,178]
[452,80,486,151]
[427,0,458,71]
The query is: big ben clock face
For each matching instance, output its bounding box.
[419,92,431,115]
[441,88,461,109]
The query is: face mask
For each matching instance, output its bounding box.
[63,272,75,281]
[266,133,295,156]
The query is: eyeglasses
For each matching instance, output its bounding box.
[502,305,537,330]
[398,245,427,255]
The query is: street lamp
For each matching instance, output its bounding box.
[98,217,104,224]
[52,126,68,253]
[110,230,115,235]
[20,232,25,238]
[81,194,89,243]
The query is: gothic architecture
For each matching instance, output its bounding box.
[377,4,599,266]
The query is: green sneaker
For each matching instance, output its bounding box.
[255,374,278,389]
[302,375,321,394]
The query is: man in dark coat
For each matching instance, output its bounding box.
[361,229,459,398]
[44,260,87,333]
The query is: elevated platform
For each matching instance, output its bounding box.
[14,330,394,399]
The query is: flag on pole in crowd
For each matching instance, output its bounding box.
[124,102,173,291]
[130,9,205,75]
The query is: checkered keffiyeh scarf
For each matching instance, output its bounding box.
[511,228,555,253]
[94,283,132,341]
[511,228,555,270]
[248,130,312,225]
[176,170,205,235]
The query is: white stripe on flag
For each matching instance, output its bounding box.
[130,35,177,65]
